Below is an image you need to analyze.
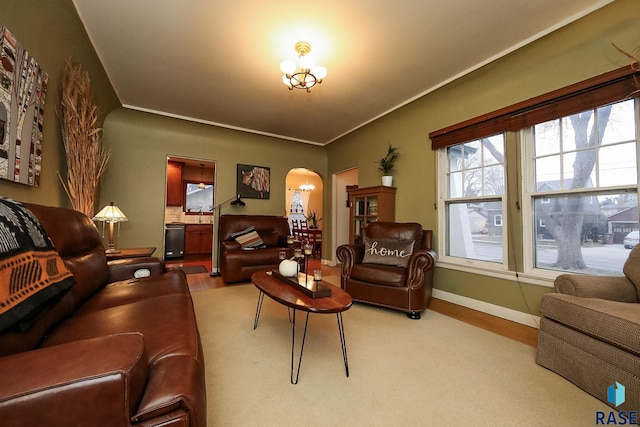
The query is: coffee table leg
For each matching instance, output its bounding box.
[290,309,310,385]
[337,312,349,377]
[253,291,265,330]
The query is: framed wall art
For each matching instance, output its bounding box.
[237,164,270,199]
[0,22,48,187]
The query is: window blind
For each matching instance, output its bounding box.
[429,66,639,150]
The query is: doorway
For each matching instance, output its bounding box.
[332,168,358,263]
[164,155,216,271]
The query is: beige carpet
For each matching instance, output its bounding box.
[191,284,609,427]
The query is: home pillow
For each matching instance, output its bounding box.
[231,226,266,249]
[0,197,76,333]
[362,237,414,267]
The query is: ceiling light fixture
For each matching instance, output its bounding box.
[299,169,315,191]
[198,163,206,189]
[280,41,327,92]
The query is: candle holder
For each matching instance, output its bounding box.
[313,269,322,290]
[293,247,303,276]
[303,242,313,285]
[279,250,287,260]
[286,235,295,245]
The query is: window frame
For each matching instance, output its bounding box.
[437,138,509,271]
[432,66,640,285]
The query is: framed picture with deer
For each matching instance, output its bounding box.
[236,164,270,199]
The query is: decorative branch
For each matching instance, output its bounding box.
[613,43,640,97]
[56,57,110,218]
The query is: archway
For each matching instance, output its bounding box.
[285,168,323,229]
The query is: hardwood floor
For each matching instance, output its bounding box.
[182,262,539,348]
[429,298,539,347]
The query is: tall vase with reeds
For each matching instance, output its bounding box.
[57,57,110,218]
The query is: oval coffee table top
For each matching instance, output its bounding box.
[252,270,352,314]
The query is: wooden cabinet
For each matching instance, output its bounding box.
[166,161,184,206]
[348,186,396,244]
[184,224,213,255]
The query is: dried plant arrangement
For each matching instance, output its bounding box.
[56,57,110,218]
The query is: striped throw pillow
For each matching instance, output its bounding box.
[231,226,265,249]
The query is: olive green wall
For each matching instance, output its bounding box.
[326,0,640,316]
[99,109,328,255]
[3,0,639,321]
[0,0,120,205]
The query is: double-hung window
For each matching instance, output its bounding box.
[439,135,506,266]
[431,66,640,281]
[523,98,639,276]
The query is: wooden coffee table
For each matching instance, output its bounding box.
[251,270,352,384]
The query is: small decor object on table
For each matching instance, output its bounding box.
[269,269,332,299]
[278,258,299,277]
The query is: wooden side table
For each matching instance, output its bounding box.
[105,247,156,260]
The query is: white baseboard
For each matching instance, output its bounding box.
[432,289,541,329]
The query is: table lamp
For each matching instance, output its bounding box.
[92,202,128,253]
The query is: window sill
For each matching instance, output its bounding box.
[436,260,555,288]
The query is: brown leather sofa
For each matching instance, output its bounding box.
[336,222,436,319]
[218,214,292,283]
[0,202,206,427]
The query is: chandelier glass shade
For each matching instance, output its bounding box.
[280,41,327,92]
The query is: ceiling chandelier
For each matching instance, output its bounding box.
[280,41,327,92]
[299,169,315,191]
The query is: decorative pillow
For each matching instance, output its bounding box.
[362,237,415,267]
[231,226,266,249]
[0,197,76,333]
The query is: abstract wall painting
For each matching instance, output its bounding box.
[237,164,270,199]
[0,22,48,187]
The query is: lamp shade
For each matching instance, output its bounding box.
[280,60,296,75]
[92,202,128,223]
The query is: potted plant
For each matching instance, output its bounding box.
[376,143,399,186]
[306,210,322,229]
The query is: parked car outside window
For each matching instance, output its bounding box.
[623,231,639,249]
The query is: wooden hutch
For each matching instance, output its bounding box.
[347,185,396,244]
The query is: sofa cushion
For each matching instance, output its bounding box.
[0,198,76,334]
[362,237,414,267]
[350,263,408,287]
[260,231,281,247]
[540,293,640,356]
[230,226,266,249]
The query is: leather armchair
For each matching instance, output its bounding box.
[336,222,436,319]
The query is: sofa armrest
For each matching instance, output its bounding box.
[0,333,148,426]
[108,257,165,282]
[221,240,241,251]
[336,244,364,285]
[406,249,437,289]
[554,274,639,303]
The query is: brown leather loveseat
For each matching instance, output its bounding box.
[0,200,206,427]
[218,214,291,283]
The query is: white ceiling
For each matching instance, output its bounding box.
[72,0,612,145]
